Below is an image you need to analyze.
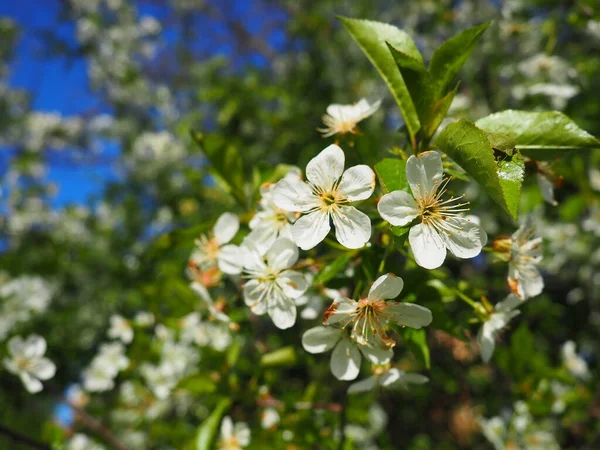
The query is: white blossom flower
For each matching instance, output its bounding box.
[218,416,251,450]
[246,168,301,253]
[318,98,381,137]
[3,335,56,393]
[260,408,280,430]
[477,294,522,363]
[242,238,308,329]
[348,367,428,394]
[134,311,155,327]
[180,312,232,351]
[190,212,241,274]
[378,151,487,269]
[140,362,179,400]
[67,433,106,450]
[302,326,393,381]
[83,364,117,392]
[273,145,375,250]
[107,314,134,344]
[561,341,590,380]
[323,273,432,350]
[507,216,544,299]
[83,342,129,392]
[190,281,230,323]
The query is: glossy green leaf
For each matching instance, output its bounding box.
[436,119,524,219]
[340,17,422,139]
[475,110,600,159]
[429,21,492,96]
[386,43,432,126]
[195,398,231,450]
[374,158,409,194]
[314,252,356,284]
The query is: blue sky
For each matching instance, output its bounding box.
[1,0,115,208]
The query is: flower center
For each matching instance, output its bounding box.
[416,178,470,228]
[219,437,241,450]
[15,357,32,371]
[347,298,395,349]
[317,189,346,211]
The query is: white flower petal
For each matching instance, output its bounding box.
[358,344,393,365]
[302,326,342,354]
[30,358,56,380]
[20,372,43,393]
[243,279,267,314]
[268,292,297,329]
[7,336,25,357]
[277,270,308,299]
[330,337,361,380]
[495,294,522,313]
[291,210,331,250]
[305,144,345,191]
[441,216,487,259]
[477,324,496,363]
[332,206,371,249]
[272,178,318,212]
[220,416,233,440]
[409,223,447,269]
[245,226,278,255]
[520,267,544,299]
[348,376,377,394]
[406,151,444,200]
[213,213,239,245]
[217,244,245,275]
[323,297,357,325]
[266,238,298,271]
[386,302,433,328]
[368,273,404,300]
[537,173,557,206]
[379,368,403,386]
[338,165,376,201]
[377,190,419,226]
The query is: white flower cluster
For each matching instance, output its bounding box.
[83,342,130,392]
[127,131,187,176]
[0,275,55,341]
[479,401,561,450]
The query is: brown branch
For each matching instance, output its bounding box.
[68,401,129,450]
[0,423,52,450]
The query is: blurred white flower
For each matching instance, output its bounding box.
[323,273,432,349]
[379,151,486,269]
[246,168,301,253]
[218,416,251,449]
[302,326,392,381]
[190,212,240,274]
[318,98,381,137]
[3,335,56,393]
[134,311,155,327]
[140,362,179,400]
[273,145,375,250]
[477,294,522,363]
[108,315,134,344]
[348,367,428,394]
[561,341,590,380]
[260,407,280,430]
[83,342,129,392]
[242,238,308,329]
[507,216,544,299]
[67,433,105,450]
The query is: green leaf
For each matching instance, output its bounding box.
[340,17,422,139]
[190,131,246,207]
[398,328,430,369]
[260,346,297,368]
[195,398,231,450]
[475,110,600,159]
[386,43,432,126]
[422,82,460,141]
[314,252,356,284]
[374,158,409,194]
[429,22,492,96]
[436,119,524,219]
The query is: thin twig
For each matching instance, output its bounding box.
[68,401,129,450]
[0,423,51,450]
